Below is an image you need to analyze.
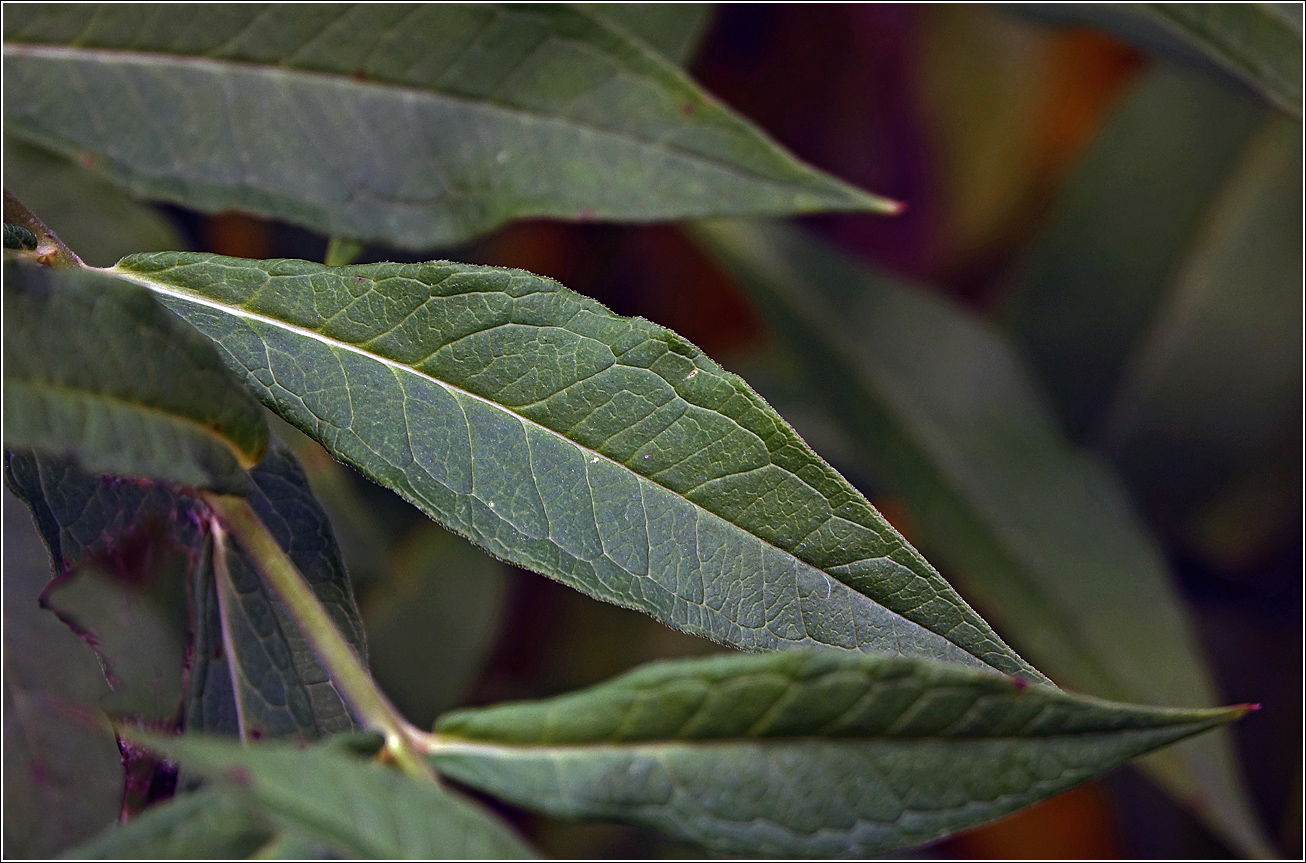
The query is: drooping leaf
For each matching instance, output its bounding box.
[1012,2,1303,116]
[105,252,1044,681]
[3,135,185,267]
[2,262,268,495]
[691,219,1272,857]
[107,731,537,860]
[581,3,716,65]
[1003,64,1267,440]
[1100,114,1302,541]
[4,439,368,744]
[430,650,1249,857]
[363,523,510,729]
[2,4,894,251]
[2,489,120,858]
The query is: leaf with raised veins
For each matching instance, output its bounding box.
[2,4,895,251]
[100,731,536,859]
[4,440,367,743]
[2,262,267,495]
[429,650,1250,857]
[105,252,1045,681]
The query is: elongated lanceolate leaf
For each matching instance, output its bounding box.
[692,219,1272,857]
[103,731,535,859]
[2,4,894,251]
[1012,2,1302,116]
[105,252,1043,680]
[2,263,267,494]
[430,650,1248,857]
[4,441,368,743]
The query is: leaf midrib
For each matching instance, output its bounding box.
[4,375,260,467]
[3,43,863,205]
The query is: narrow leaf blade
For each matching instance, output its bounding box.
[431,650,1248,857]
[2,262,268,494]
[2,4,894,250]
[108,252,1043,680]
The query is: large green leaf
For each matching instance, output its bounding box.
[2,262,268,494]
[691,219,1271,857]
[430,650,1248,857]
[4,440,367,743]
[2,4,893,251]
[69,788,273,860]
[1003,65,1267,440]
[104,252,1043,681]
[88,731,536,859]
[582,3,716,65]
[3,136,184,267]
[1013,3,1303,116]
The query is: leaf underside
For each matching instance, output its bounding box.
[431,650,1243,857]
[108,252,1044,681]
[2,3,894,250]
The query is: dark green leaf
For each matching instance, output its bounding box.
[119,732,537,859]
[3,489,120,857]
[107,252,1043,680]
[2,4,894,250]
[3,136,184,267]
[691,219,1271,857]
[4,439,368,743]
[431,650,1248,857]
[3,262,268,494]
[4,220,38,250]
[581,3,716,65]
[68,789,274,860]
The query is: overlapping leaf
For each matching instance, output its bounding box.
[691,219,1271,857]
[4,440,367,742]
[430,650,1247,857]
[77,731,536,859]
[2,262,267,494]
[104,252,1043,680]
[2,4,893,250]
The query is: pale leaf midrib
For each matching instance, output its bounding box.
[2,43,872,208]
[106,263,988,666]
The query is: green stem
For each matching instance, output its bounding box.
[3,188,83,268]
[203,492,435,782]
[324,236,365,267]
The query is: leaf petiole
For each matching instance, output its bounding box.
[202,492,435,782]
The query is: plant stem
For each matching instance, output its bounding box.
[203,492,435,782]
[324,236,365,267]
[3,188,83,268]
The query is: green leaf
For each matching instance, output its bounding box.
[4,439,368,743]
[1013,2,1302,116]
[115,731,537,859]
[106,252,1044,681]
[2,4,894,251]
[3,262,269,495]
[3,488,120,857]
[1003,65,1268,440]
[68,788,274,860]
[690,219,1272,857]
[430,650,1249,857]
[363,523,510,729]
[581,3,716,65]
[4,135,185,267]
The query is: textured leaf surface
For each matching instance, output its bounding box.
[692,219,1271,857]
[2,263,267,494]
[106,252,1041,679]
[1013,2,1302,115]
[4,441,367,743]
[2,489,120,858]
[116,731,536,859]
[431,650,1246,857]
[2,4,893,250]
[3,136,184,267]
